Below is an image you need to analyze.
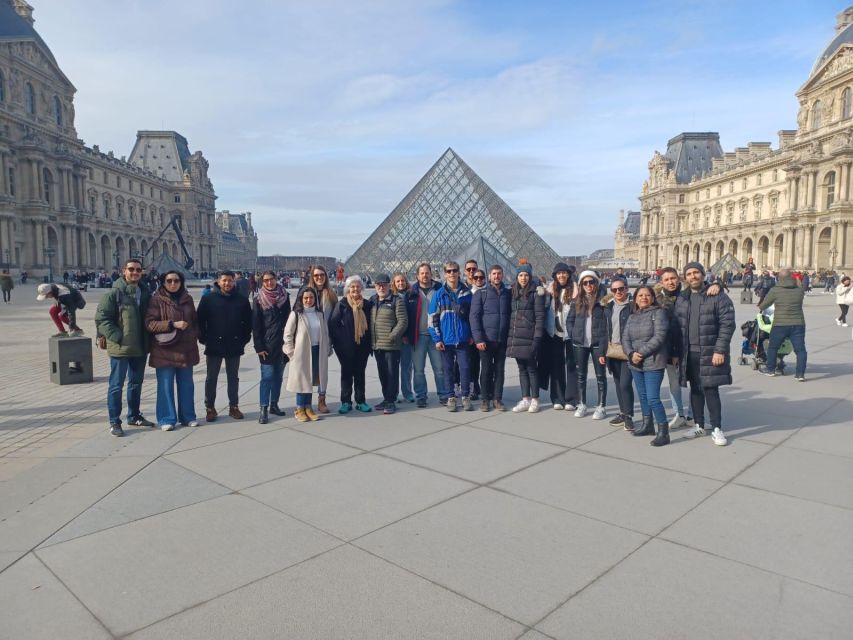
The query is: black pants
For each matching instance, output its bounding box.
[574,345,607,406]
[516,357,539,398]
[2,289,9,302]
[839,304,849,323]
[686,350,722,429]
[548,336,579,405]
[205,355,241,407]
[375,349,400,403]
[610,358,634,417]
[467,343,481,396]
[479,342,506,401]
[339,349,370,404]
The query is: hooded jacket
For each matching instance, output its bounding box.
[95,278,151,358]
[428,282,472,346]
[505,284,546,360]
[758,274,805,326]
[470,282,511,344]
[674,285,735,387]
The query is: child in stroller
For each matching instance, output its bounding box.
[740,307,792,373]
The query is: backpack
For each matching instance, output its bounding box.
[69,286,86,309]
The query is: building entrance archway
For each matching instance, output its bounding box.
[816,227,832,269]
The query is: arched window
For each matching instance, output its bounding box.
[53,96,62,126]
[42,168,51,203]
[844,88,853,120]
[812,100,823,130]
[25,82,34,115]
[825,171,836,209]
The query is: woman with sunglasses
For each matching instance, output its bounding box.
[144,270,200,431]
[391,272,416,402]
[545,262,578,411]
[604,276,635,431]
[568,270,608,419]
[622,285,670,445]
[252,270,291,423]
[466,268,487,400]
[283,287,331,422]
[302,265,338,411]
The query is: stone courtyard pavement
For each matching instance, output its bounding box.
[1,283,852,639]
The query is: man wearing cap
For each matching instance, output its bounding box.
[37,283,85,337]
[370,273,408,414]
[428,260,474,411]
[674,261,735,446]
[95,258,154,436]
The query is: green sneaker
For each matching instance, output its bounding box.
[338,402,352,414]
[355,402,372,413]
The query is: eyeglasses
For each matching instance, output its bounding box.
[126,267,143,273]
[611,286,626,292]
[473,276,485,281]
[445,268,459,274]
[465,267,477,272]
[165,278,181,284]
[581,280,596,286]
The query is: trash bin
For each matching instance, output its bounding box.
[49,336,94,385]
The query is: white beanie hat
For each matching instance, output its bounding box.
[577,270,599,284]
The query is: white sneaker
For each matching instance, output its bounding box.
[592,406,607,420]
[552,403,564,411]
[528,399,540,413]
[186,420,200,427]
[512,398,531,413]
[685,416,695,427]
[844,323,849,327]
[564,403,577,411]
[573,403,587,418]
[668,415,686,429]
[711,427,728,446]
[837,319,843,326]
[160,424,175,432]
[684,425,707,439]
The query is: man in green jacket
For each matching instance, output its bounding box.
[95,258,154,436]
[758,269,807,381]
[0,269,13,303]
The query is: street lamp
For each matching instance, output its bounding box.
[43,245,56,283]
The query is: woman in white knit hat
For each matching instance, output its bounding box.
[567,270,608,420]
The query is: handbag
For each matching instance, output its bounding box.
[154,329,178,345]
[606,341,627,360]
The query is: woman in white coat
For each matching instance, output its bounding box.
[834,275,853,327]
[283,287,331,422]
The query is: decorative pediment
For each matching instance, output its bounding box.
[800,45,853,95]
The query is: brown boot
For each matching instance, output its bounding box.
[229,405,244,419]
[206,406,218,422]
[304,406,320,421]
[294,407,309,423]
[494,400,506,412]
[317,394,330,414]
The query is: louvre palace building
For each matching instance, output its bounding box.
[0,1,222,276]
[623,7,853,273]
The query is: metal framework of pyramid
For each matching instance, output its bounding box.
[454,236,514,283]
[709,252,741,276]
[344,148,561,278]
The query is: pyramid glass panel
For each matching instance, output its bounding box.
[344,149,561,279]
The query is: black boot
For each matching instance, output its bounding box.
[633,414,655,436]
[258,406,269,424]
[622,415,634,432]
[269,402,285,416]
[650,422,670,446]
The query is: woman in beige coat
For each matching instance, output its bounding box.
[283,287,331,422]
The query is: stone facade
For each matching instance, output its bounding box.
[632,8,853,273]
[613,209,641,265]
[0,1,219,276]
[215,210,257,270]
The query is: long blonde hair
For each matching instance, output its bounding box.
[308,264,338,310]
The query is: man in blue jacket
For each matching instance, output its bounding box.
[470,264,511,411]
[429,261,473,412]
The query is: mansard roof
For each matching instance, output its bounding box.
[623,210,641,235]
[0,1,55,63]
[811,22,853,77]
[664,133,724,184]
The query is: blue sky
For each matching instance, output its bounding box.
[34,0,843,258]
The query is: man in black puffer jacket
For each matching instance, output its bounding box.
[197,271,252,421]
[674,261,735,447]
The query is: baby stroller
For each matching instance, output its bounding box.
[741,308,792,374]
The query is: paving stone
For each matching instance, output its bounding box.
[0,456,101,521]
[736,445,853,509]
[579,427,771,481]
[37,494,341,637]
[42,458,232,546]
[165,427,361,490]
[127,545,524,640]
[494,449,722,534]
[378,425,565,483]
[0,553,112,640]
[61,427,192,457]
[290,410,456,451]
[783,406,853,458]
[471,409,615,448]
[356,487,647,625]
[164,420,285,454]
[538,539,853,640]
[245,453,474,540]
[518,632,555,640]
[661,484,853,596]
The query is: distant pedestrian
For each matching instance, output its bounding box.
[759,268,807,381]
[0,269,13,303]
[144,270,200,431]
[252,270,291,423]
[37,283,84,337]
[836,276,853,327]
[95,259,154,436]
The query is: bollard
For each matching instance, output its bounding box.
[48,336,94,385]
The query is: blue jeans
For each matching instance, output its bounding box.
[441,344,470,399]
[155,366,197,426]
[259,361,285,406]
[765,324,807,378]
[107,356,147,425]
[412,334,447,400]
[296,392,312,407]
[666,363,691,419]
[631,368,667,425]
[399,343,414,400]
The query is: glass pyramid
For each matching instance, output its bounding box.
[344,148,562,279]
